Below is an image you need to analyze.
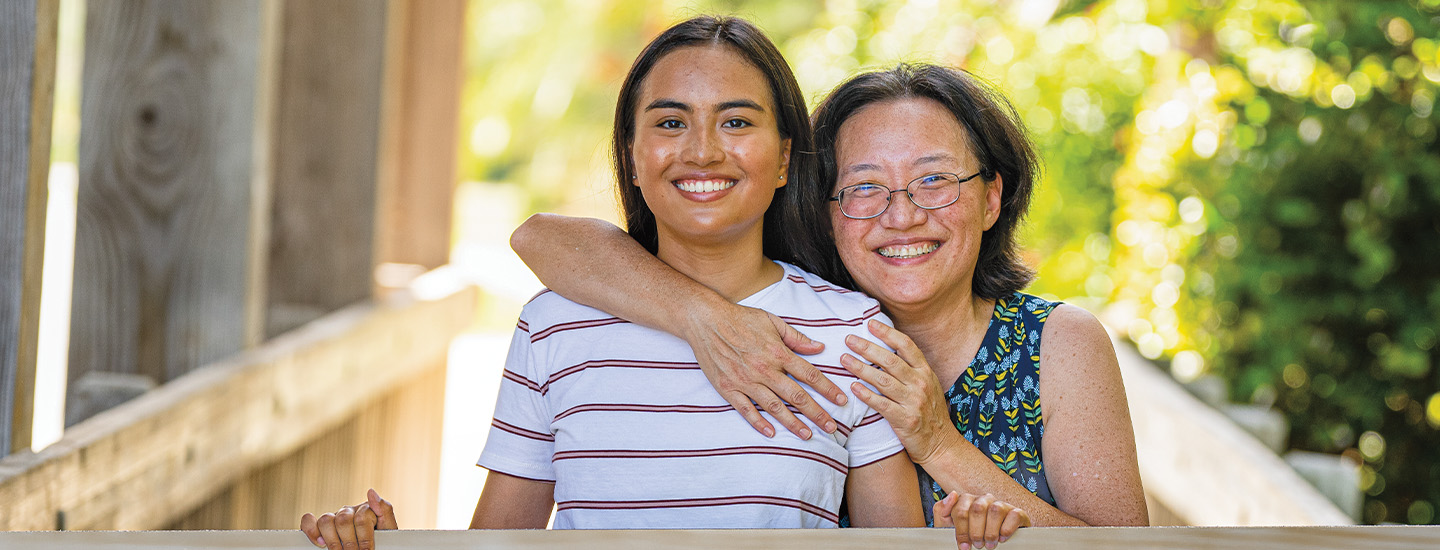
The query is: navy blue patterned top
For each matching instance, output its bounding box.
[918,291,1060,526]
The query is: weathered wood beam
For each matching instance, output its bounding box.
[0,276,475,531]
[1,526,1438,549]
[67,0,269,413]
[0,0,59,456]
[265,0,388,337]
[1115,334,1353,525]
[374,0,466,272]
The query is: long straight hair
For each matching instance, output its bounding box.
[611,16,828,273]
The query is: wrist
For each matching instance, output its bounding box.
[676,290,731,344]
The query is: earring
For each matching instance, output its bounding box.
[779,175,785,180]
[631,175,636,180]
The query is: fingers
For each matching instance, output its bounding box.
[749,384,814,440]
[334,507,360,550]
[967,494,994,549]
[300,513,325,548]
[354,504,377,550]
[984,498,1006,549]
[368,489,398,530]
[722,389,777,438]
[844,333,912,376]
[771,313,825,356]
[866,319,928,369]
[316,512,343,550]
[932,491,958,528]
[951,493,975,550]
[1000,507,1031,540]
[778,363,841,434]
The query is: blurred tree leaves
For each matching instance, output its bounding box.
[459,0,1439,524]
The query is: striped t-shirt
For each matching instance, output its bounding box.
[478,261,906,529]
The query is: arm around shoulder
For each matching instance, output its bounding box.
[1036,304,1149,526]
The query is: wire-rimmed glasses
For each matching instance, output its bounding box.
[828,171,986,220]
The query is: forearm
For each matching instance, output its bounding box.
[510,213,726,335]
[922,433,1090,527]
[845,451,925,527]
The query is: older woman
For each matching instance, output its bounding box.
[513,63,1148,542]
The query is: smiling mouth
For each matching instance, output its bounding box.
[674,179,737,193]
[877,242,940,259]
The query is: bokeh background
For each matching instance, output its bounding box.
[450,0,1440,526]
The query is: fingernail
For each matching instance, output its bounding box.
[800,428,812,440]
[317,536,326,547]
[835,393,848,405]
[1000,536,1009,543]
[824,421,837,433]
[959,543,969,550]
[762,426,775,438]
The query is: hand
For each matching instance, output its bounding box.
[681,300,842,440]
[934,491,1031,550]
[841,319,959,464]
[300,489,398,549]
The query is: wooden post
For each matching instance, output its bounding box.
[264,0,388,337]
[66,0,269,424]
[374,0,466,272]
[0,0,59,456]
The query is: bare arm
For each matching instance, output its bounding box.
[843,451,925,527]
[842,310,1146,527]
[468,472,556,529]
[510,213,846,439]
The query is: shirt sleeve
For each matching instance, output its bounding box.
[477,314,557,481]
[843,311,908,468]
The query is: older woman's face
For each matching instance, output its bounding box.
[830,98,1002,312]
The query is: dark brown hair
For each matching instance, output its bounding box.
[807,63,1040,299]
[612,16,828,272]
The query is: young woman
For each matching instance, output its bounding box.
[511,63,1148,545]
[301,17,1038,548]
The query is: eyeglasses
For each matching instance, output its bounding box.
[828,171,986,220]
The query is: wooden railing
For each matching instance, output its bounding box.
[1,526,1437,549]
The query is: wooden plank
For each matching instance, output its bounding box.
[169,357,447,530]
[1114,334,1353,525]
[265,0,388,337]
[67,0,266,412]
[0,0,59,456]
[0,275,475,530]
[374,0,465,272]
[0,526,1438,550]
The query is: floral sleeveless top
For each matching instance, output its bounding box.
[918,291,1060,526]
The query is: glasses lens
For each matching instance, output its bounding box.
[840,184,888,218]
[909,173,961,208]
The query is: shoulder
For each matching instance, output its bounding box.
[518,288,617,334]
[770,262,882,321]
[1037,303,1124,400]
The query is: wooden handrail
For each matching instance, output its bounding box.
[0,526,1437,549]
[0,270,476,530]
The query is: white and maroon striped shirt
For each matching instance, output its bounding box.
[478,261,905,529]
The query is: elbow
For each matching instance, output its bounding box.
[509,213,554,260]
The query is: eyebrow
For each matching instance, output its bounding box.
[841,154,960,177]
[644,98,766,113]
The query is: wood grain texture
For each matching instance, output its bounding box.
[169,357,446,530]
[265,0,388,337]
[67,0,264,411]
[0,0,59,456]
[1115,334,1353,525]
[374,0,465,270]
[0,526,1437,550]
[0,278,475,530]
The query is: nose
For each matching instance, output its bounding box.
[681,124,724,166]
[878,189,926,230]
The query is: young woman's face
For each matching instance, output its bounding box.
[631,45,790,251]
[829,98,1002,310]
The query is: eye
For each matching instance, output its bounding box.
[914,173,953,189]
[844,183,887,199]
[722,118,752,129]
[657,119,685,130]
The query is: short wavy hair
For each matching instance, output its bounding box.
[806,63,1040,299]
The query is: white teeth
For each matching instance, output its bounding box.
[878,242,939,259]
[675,179,736,193]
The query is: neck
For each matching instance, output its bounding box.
[656,226,781,303]
[886,290,994,385]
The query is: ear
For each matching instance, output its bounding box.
[983,173,1003,230]
[776,138,792,189]
[627,149,639,186]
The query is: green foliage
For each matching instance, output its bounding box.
[459,0,1440,524]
